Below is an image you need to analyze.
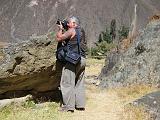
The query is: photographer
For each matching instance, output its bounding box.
[56,16,86,112]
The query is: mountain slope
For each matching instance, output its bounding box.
[0,0,160,47]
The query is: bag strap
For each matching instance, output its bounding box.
[75,28,81,55]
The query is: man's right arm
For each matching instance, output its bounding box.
[56,29,74,42]
[56,30,73,42]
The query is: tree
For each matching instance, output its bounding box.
[110,19,116,41]
[98,33,103,43]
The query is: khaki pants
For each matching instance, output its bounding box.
[60,57,86,110]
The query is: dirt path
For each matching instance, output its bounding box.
[69,58,124,120]
[71,85,123,120]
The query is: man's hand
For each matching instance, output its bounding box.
[58,21,64,30]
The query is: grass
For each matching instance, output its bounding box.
[0,84,158,120]
[111,84,159,120]
[110,84,158,102]
[86,57,105,65]
[85,58,105,77]
[0,102,69,120]
[121,104,152,120]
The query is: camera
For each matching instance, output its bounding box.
[56,19,68,30]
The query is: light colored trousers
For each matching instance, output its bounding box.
[60,57,86,110]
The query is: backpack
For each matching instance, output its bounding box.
[80,27,87,57]
[56,28,81,65]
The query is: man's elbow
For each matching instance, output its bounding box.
[56,33,61,41]
[56,36,62,42]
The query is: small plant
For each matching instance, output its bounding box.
[22,100,36,108]
[135,43,146,56]
[110,19,116,41]
[118,26,129,40]
[0,106,12,119]
[91,20,129,57]
[92,26,117,57]
[91,41,115,56]
[98,33,103,43]
[101,27,112,43]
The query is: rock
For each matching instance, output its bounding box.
[0,94,33,108]
[100,20,160,88]
[0,36,60,99]
[133,91,160,120]
[98,48,120,80]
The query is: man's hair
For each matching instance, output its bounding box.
[68,16,80,26]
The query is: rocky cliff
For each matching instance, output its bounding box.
[0,0,160,47]
[100,19,160,87]
[0,36,61,99]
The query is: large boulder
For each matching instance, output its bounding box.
[133,91,160,120]
[100,20,160,87]
[0,36,61,99]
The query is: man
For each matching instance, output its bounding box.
[56,16,86,112]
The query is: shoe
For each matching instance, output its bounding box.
[76,108,85,111]
[58,107,74,113]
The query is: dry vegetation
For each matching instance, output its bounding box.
[0,42,8,60]
[111,84,158,120]
[122,104,152,120]
[0,58,159,120]
[0,49,3,60]
[0,42,8,48]
[86,58,105,77]
[149,14,160,22]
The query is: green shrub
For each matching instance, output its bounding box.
[99,27,112,44]
[118,26,129,40]
[22,100,36,108]
[91,20,129,57]
[91,41,115,56]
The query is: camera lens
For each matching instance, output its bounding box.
[56,20,60,25]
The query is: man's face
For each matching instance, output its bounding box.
[67,19,77,28]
